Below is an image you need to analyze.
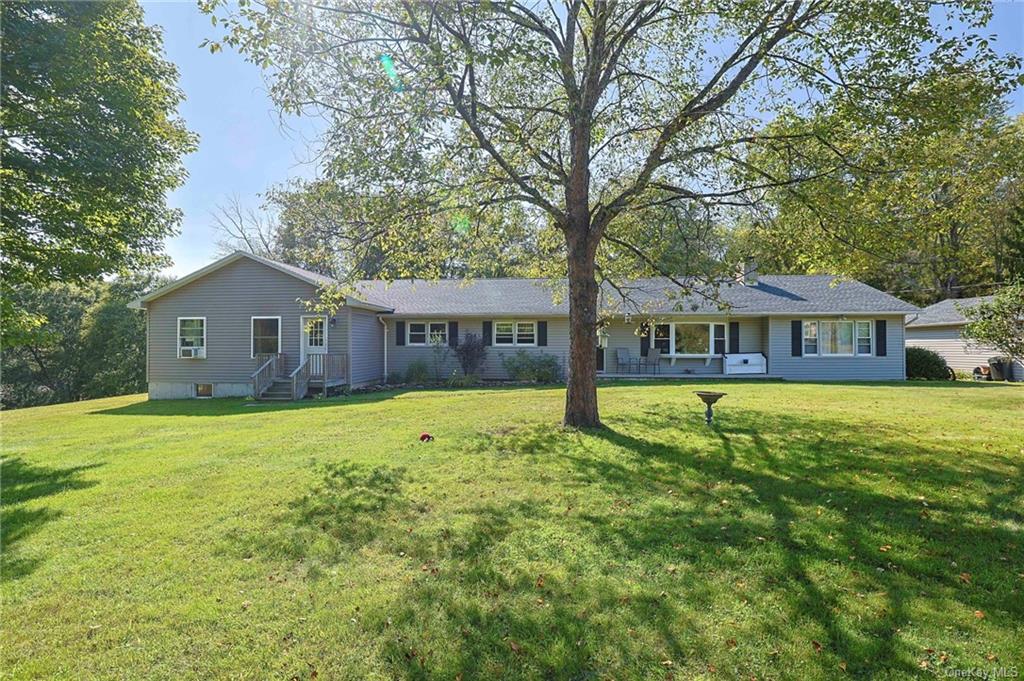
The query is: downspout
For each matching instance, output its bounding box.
[378,316,388,382]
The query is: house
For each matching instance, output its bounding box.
[906,296,1023,381]
[130,251,919,399]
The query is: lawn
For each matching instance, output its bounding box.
[2,381,1022,680]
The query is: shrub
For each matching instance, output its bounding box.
[405,360,431,384]
[385,371,404,385]
[454,332,488,377]
[447,373,482,388]
[906,347,950,380]
[502,351,563,383]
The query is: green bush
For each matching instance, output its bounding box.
[446,373,482,388]
[385,371,404,385]
[906,347,950,380]
[502,351,563,383]
[405,360,431,384]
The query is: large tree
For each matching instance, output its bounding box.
[1,0,195,345]
[733,109,1024,305]
[205,0,1018,426]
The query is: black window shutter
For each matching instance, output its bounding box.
[448,321,458,347]
[791,320,803,357]
[537,321,547,346]
[482,320,492,346]
[875,319,887,356]
[640,324,650,356]
[396,320,405,346]
[728,321,740,354]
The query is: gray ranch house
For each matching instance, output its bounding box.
[131,251,918,400]
[906,296,1023,380]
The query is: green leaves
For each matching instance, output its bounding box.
[1,1,196,345]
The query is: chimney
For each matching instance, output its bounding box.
[741,258,758,286]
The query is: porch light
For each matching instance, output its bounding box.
[694,391,726,425]
[329,317,337,328]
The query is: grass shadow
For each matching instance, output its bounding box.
[1,458,102,580]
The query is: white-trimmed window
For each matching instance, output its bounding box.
[407,321,447,346]
[251,316,281,357]
[803,321,818,356]
[856,320,873,356]
[177,317,206,358]
[819,320,855,356]
[495,320,536,346]
[647,322,726,356]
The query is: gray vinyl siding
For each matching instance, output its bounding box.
[767,315,906,380]
[384,317,569,380]
[906,325,1024,379]
[145,256,346,391]
[349,309,385,386]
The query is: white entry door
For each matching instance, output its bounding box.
[300,316,327,364]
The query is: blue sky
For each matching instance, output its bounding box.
[145,1,1024,277]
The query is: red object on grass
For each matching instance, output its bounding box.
[420,432,434,442]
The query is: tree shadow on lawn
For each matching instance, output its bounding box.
[1,458,101,580]
[222,407,1021,679]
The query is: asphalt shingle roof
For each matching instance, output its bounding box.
[356,275,919,317]
[906,296,993,327]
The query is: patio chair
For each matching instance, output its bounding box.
[643,347,662,374]
[615,348,635,374]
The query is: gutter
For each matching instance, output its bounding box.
[378,316,388,381]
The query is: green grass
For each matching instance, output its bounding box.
[3,381,1023,679]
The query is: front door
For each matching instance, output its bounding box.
[300,316,327,365]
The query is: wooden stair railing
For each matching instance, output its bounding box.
[290,357,312,400]
[250,354,278,398]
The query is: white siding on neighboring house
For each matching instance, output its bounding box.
[906,325,1024,380]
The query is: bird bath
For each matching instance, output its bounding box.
[694,391,727,425]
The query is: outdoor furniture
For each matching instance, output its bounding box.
[644,347,661,374]
[615,348,637,374]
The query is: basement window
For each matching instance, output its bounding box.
[195,383,213,398]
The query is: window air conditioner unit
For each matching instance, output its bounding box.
[180,347,205,359]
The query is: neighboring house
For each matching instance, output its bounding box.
[906,296,1023,381]
[131,251,919,400]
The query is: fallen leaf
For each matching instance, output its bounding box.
[535,575,544,589]
[839,661,847,672]
[986,654,998,662]
[812,640,823,653]
[919,660,929,669]
[726,638,737,649]
[707,665,717,673]
[959,572,972,584]
[509,640,522,654]
[879,545,892,553]
[661,659,673,667]
[974,610,985,619]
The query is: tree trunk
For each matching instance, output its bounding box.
[563,236,601,428]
